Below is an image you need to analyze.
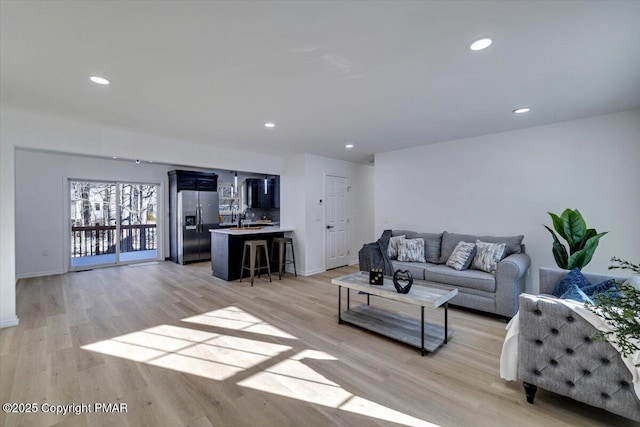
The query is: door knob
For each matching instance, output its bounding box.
[326,225,334,229]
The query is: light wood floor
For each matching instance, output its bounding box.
[1,262,635,427]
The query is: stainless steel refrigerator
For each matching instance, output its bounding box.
[169,171,219,264]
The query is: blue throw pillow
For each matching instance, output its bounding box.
[552,268,591,297]
[582,279,617,297]
[560,284,594,305]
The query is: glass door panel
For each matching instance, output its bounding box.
[70,181,117,268]
[119,183,158,263]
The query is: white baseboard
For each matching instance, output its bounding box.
[0,315,19,328]
[299,268,326,277]
[348,259,359,266]
[17,269,65,280]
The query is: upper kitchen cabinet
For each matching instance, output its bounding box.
[170,170,218,192]
[246,177,279,208]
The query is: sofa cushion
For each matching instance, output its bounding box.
[387,235,405,259]
[397,238,426,262]
[390,260,429,280]
[439,231,524,263]
[472,240,506,274]
[551,268,590,297]
[446,241,476,270]
[415,232,442,263]
[559,284,593,304]
[424,265,496,293]
[582,279,617,297]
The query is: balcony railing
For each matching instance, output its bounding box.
[71,223,157,258]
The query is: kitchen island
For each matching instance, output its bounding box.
[210,227,294,281]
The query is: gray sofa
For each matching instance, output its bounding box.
[518,268,640,422]
[388,230,530,318]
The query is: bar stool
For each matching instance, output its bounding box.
[240,240,272,286]
[271,237,297,280]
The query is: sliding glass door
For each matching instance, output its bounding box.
[70,180,158,269]
[119,183,158,262]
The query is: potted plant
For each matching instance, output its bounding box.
[588,257,640,364]
[544,208,607,270]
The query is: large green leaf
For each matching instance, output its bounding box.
[545,225,569,269]
[549,212,568,241]
[567,232,607,270]
[575,228,597,252]
[561,208,587,250]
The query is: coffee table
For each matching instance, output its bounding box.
[330,271,458,355]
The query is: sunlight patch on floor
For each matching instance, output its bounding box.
[82,324,291,381]
[182,306,297,339]
[82,306,440,427]
[238,350,439,427]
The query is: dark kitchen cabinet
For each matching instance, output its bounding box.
[170,170,218,192]
[246,177,279,208]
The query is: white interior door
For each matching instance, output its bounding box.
[325,175,348,270]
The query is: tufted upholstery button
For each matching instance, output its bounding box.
[534,309,542,315]
[550,359,558,366]
[584,336,592,343]
[535,339,543,346]
[551,328,559,335]
[583,369,591,376]
[620,381,630,388]
[601,392,610,399]
[601,358,610,364]
[534,369,541,376]
[566,348,574,354]
[566,381,575,387]
[566,315,574,322]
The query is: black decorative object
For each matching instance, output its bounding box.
[393,269,413,293]
[369,268,384,286]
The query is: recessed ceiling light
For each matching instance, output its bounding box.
[89,75,110,85]
[513,107,531,114]
[345,144,354,149]
[264,123,275,128]
[112,156,117,159]
[468,37,492,51]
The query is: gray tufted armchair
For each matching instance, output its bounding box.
[518,268,640,422]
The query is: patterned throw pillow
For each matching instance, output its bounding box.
[387,235,405,259]
[472,240,506,274]
[551,268,591,297]
[582,279,617,297]
[446,241,476,271]
[560,284,594,304]
[397,238,426,262]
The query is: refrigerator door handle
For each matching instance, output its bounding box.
[196,204,200,233]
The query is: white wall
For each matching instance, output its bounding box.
[348,162,376,264]
[375,109,640,292]
[0,140,17,327]
[280,154,375,275]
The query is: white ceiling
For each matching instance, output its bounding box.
[2,1,639,163]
